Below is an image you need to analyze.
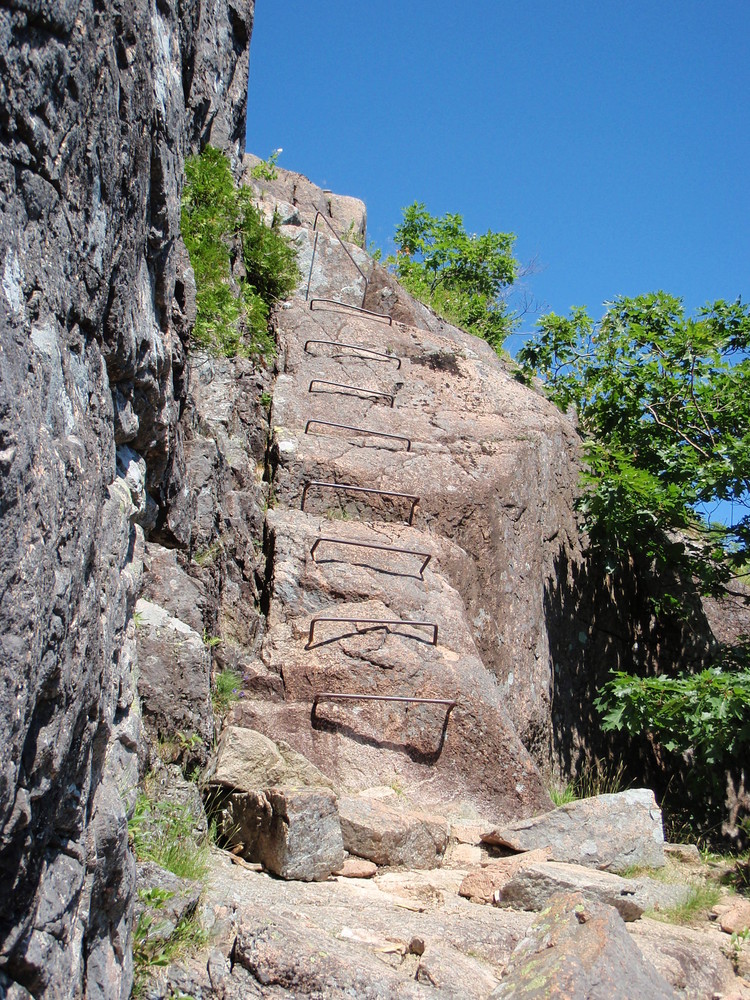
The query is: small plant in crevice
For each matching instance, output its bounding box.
[250,147,282,182]
[181,146,299,360]
[212,669,242,715]
[132,887,207,998]
[202,629,222,650]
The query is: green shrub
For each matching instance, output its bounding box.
[387,202,518,353]
[181,147,299,360]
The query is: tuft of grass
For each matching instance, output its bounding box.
[549,783,576,807]
[648,882,722,925]
[129,794,210,882]
[549,760,628,806]
[212,669,242,715]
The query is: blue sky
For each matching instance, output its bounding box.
[246,1,748,345]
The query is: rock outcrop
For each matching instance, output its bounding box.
[0,0,254,992]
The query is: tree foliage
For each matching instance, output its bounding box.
[518,293,750,597]
[181,146,299,359]
[389,202,518,352]
[519,292,750,841]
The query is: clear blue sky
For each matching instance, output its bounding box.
[246,1,748,343]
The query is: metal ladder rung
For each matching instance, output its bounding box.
[308,300,394,326]
[313,692,457,710]
[305,419,411,451]
[304,339,400,366]
[307,616,438,648]
[310,536,431,577]
[308,379,394,407]
[301,481,420,525]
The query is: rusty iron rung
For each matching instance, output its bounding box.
[301,481,420,525]
[305,212,368,308]
[307,616,438,648]
[310,536,431,577]
[304,339,400,366]
[308,300,394,326]
[305,419,411,451]
[308,379,394,407]
[313,692,457,710]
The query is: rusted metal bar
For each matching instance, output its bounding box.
[305,419,411,451]
[305,212,369,307]
[310,536,431,578]
[301,481,420,525]
[307,616,438,648]
[308,379,394,407]
[313,692,457,710]
[304,339,400,366]
[308,300,394,325]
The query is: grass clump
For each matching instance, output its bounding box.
[181,146,299,360]
[648,882,722,926]
[549,760,628,806]
[212,668,242,715]
[129,794,210,882]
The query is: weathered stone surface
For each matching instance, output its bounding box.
[663,843,702,864]
[134,862,202,941]
[629,917,742,999]
[459,849,554,903]
[415,943,500,995]
[336,857,378,878]
[0,0,254,988]
[482,789,666,873]
[339,796,449,868]
[211,724,334,790]
[499,861,691,921]
[242,154,367,239]
[220,787,344,881]
[141,543,208,634]
[491,891,675,999]
[135,598,213,763]
[714,898,750,934]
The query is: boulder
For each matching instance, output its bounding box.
[220,787,344,881]
[499,861,691,921]
[490,891,675,999]
[629,917,741,998]
[211,725,334,791]
[482,789,666,873]
[338,796,449,868]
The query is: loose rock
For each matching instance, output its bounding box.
[498,861,691,921]
[220,786,344,881]
[339,796,450,868]
[210,724,334,791]
[482,789,666,873]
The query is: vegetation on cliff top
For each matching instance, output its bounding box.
[181,146,299,359]
[388,202,519,350]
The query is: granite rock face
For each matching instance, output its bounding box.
[0,0,253,993]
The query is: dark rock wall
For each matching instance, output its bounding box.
[0,0,253,992]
